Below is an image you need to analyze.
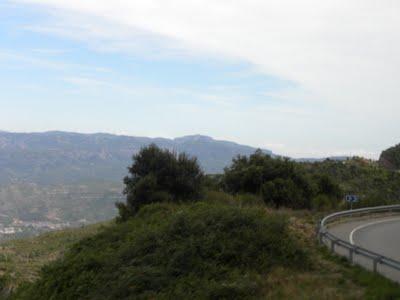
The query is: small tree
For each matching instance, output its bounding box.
[116,144,204,220]
[261,178,306,209]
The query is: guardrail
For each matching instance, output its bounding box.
[318,205,400,280]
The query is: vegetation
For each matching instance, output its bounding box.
[303,157,400,208]
[0,223,107,298]
[116,144,204,220]
[3,146,400,299]
[12,203,309,299]
[222,150,341,210]
[2,200,400,299]
[379,143,400,170]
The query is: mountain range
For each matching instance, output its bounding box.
[0,131,272,185]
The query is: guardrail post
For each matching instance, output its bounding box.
[330,240,336,252]
[318,232,324,244]
[373,259,378,273]
[349,248,354,264]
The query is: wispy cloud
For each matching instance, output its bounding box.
[15,1,400,110]
[0,49,111,74]
[31,48,69,55]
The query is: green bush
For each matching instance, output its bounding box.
[203,190,235,205]
[310,194,336,210]
[235,193,264,207]
[304,157,400,208]
[14,203,310,299]
[117,144,204,220]
[203,191,264,207]
[222,150,340,209]
[261,178,309,209]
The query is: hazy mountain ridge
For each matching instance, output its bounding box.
[0,131,272,185]
[0,131,272,231]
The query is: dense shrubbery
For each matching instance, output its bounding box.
[222,150,341,209]
[14,203,310,300]
[303,158,400,208]
[117,146,343,214]
[116,144,204,220]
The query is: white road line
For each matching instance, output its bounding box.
[349,217,400,245]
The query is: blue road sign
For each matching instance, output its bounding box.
[345,195,359,203]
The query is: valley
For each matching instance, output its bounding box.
[0,182,123,241]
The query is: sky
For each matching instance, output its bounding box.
[1,0,399,158]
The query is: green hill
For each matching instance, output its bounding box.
[0,222,107,298]
[379,144,400,170]
[2,201,400,299]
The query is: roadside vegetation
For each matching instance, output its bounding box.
[303,157,400,208]
[3,144,400,299]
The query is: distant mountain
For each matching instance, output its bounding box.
[295,156,350,163]
[0,131,272,185]
[379,143,400,170]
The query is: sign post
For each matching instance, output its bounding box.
[345,195,359,210]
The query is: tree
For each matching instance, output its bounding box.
[314,174,341,199]
[116,144,204,220]
[222,150,341,209]
[261,178,310,209]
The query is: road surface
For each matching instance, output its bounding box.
[328,216,400,282]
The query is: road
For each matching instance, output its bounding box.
[328,216,400,282]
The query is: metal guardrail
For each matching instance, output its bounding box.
[318,205,400,276]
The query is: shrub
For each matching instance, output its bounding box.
[311,194,336,210]
[117,144,204,220]
[14,203,310,299]
[313,174,342,199]
[261,178,310,209]
[223,150,341,210]
[235,193,264,207]
[203,190,235,205]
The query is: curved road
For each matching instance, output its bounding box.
[329,216,400,282]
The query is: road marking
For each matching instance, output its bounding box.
[349,217,400,245]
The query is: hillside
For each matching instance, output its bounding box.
[0,131,272,185]
[0,222,107,298]
[302,157,400,208]
[0,131,272,240]
[0,182,122,242]
[2,202,400,299]
[379,143,400,170]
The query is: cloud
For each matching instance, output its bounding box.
[8,0,400,157]
[16,1,400,103]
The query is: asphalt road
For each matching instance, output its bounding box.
[328,216,400,282]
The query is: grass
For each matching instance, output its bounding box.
[0,222,108,298]
[1,198,400,299]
